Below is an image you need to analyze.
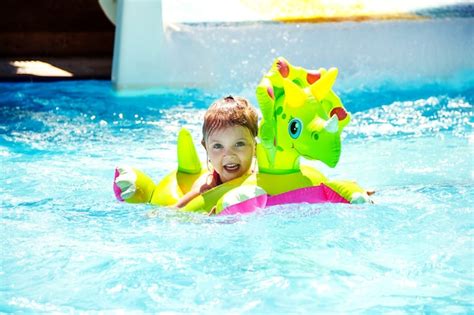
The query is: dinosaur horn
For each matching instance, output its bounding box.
[324,115,339,134]
[310,67,338,101]
[283,79,308,108]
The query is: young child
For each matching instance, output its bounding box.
[175,96,259,209]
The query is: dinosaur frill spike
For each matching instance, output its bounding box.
[177,128,201,174]
[276,57,290,78]
[310,68,338,101]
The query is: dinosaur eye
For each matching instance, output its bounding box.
[288,118,302,139]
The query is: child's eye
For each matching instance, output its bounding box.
[235,141,246,147]
[212,143,223,149]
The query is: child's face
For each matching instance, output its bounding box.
[206,125,255,183]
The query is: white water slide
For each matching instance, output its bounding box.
[99,0,474,92]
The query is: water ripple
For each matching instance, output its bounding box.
[1,81,473,313]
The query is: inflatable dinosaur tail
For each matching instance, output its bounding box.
[177,128,201,174]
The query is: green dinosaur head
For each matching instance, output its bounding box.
[256,57,350,169]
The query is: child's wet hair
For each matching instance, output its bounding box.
[201,95,258,147]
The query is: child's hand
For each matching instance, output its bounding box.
[114,166,137,200]
[208,206,217,216]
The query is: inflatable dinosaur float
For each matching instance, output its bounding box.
[114,57,371,214]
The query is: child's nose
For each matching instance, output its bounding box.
[224,146,237,156]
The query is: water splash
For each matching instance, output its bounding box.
[345,95,473,139]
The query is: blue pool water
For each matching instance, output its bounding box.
[1,80,473,313]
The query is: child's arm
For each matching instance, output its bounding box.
[175,173,216,208]
[175,187,201,208]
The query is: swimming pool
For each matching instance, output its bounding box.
[1,79,473,313]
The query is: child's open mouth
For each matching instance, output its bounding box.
[223,163,240,173]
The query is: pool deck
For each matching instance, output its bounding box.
[0,0,114,81]
[0,57,112,81]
